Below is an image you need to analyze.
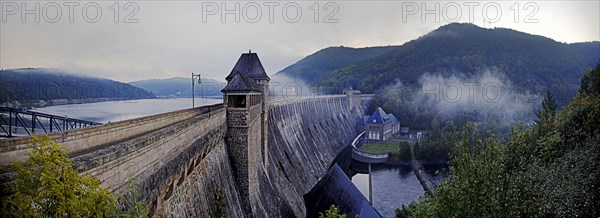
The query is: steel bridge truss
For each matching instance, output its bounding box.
[0,107,102,138]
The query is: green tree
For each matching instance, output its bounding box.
[430,117,441,140]
[319,205,348,218]
[116,177,149,218]
[395,63,600,217]
[398,141,413,161]
[3,135,118,217]
[535,89,557,137]
[579,62,600,96]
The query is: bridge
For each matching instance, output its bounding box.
[0,107,101,138]
[0,52,376,217]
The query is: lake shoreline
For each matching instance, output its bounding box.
[1,96,223,110]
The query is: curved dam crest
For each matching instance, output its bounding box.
[163,96,363,217]
[0,96,367,217]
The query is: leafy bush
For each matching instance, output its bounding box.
[319,205,348,218]
[2,135,118,217]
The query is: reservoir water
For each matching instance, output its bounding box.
[33,98,222,123]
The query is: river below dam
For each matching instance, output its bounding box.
[33,98,448,217]
[352,165,449,218]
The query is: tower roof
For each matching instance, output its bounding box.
[221,71,262,93]
[225,52,270,81]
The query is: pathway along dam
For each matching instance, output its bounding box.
[0,52,375,217]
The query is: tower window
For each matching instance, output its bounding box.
[228,95,246,108]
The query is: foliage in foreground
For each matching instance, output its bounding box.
[2,135,148,217]
[117,177,149,218]
[2,135,118,217]
[396,63,600,217]
[319,205,349,218]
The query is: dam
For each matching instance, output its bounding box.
[0,52,376,217]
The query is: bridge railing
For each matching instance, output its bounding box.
[350,131,388,163]
[0,107,102,138]
[352,148,389,159]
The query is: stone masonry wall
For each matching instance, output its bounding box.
[250,96,363,217]
[0,104,227,217]
[0,105,222,166]
[247,106,263,215]
[162,96,365,217]
[225,126,250,213]
[225,103,262,214]
[162,141,245,218]
[1,95,370,218]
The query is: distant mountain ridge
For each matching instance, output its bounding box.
[130,77,225,98]
[275,23,600,104]
[0,68,156,105]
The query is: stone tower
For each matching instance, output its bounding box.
[344,86,363,115]
[221,52,270,214]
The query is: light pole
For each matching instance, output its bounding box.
[192,73,202,108]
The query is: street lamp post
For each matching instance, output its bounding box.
[192,73,202,108]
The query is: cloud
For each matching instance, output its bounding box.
[269,73,321,102]
[379,68,540,124]
[0,1,598,83]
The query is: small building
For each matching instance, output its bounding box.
[358,107,400,141]
[343,86,368,115]
[400,127,410,135]
[343,86,362,95]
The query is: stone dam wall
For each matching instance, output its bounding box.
[0,105,222,166]
[0,104,228,217]
[1,96,365,217]
[259,96,362,216]
[163,96,362,217]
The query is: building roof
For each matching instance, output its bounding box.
[221,71,262,92]
[366,107,400,125]
[225,52,270,81]
[303,164,381,218]
[388,113,400,124]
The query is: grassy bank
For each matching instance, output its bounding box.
[360,142,400,154]
[360,141,413,162]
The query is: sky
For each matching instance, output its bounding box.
[1,1,599,82]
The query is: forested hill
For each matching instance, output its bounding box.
[277,46,399,84]
[275,23,600,105]
[0,68,156,104]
